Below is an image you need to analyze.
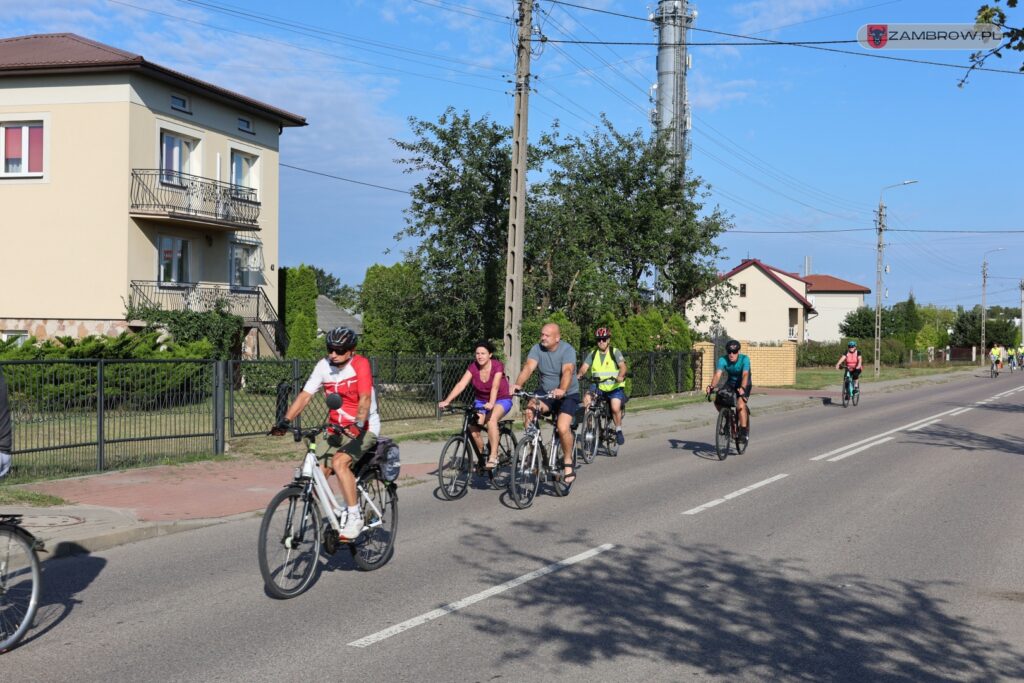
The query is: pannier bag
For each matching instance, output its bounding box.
[715,386,737,408]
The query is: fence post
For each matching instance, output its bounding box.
[214,360,225,455]
[97,360,105,471]
[648,352,655,396]
[675,352,682,393]
[434,355,443,419]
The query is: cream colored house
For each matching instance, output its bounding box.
[803,274,871,342]
[0,33,305,356]
[685,259,817,343]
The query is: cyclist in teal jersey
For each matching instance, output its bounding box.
[707,339,751,442]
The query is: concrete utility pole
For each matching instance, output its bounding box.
[875,180,917,377]
[980,260,988,362]
[1020,279,1024,343]
[502,0,533,381]
[651,0,695,179]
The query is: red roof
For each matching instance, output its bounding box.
[805,274,871,294]
[719,259,816,311]
[0,33,306,127]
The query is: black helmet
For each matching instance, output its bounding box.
[325,326,357,353]
[725,339,741,354]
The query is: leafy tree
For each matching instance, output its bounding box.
[950,305,1017,347]
[839,306,877,339]
[332,284,361,313]
[918,305,955,348]
[285,310,319,360]
[359,262,428,354]
[965,1,1023,86]
[282,265,319,357]
[914,325,940,353]
[890,293,921,336]
[308,266,342,299]
[520,310,581,359]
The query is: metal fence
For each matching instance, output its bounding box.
[1,351,698,478]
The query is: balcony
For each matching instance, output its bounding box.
[130,169,260,230]
[787,325,798,341]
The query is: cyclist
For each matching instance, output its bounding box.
[835,340,863,393]
[0,366,10,478]
[511,323,580,485]
[438,340,513,469]
[271,327,379,541]
[576,327,628,446]
[706,339,751,442]
[990,345,1000,374]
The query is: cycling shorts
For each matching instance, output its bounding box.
[726,380,752,400]
[537,393,581,420]
[473,398,513,416]
[589,384,627,404]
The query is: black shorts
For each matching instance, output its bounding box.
[727,382,752,401]
[538,393,581,421]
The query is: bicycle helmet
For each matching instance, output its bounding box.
[725,340,741,354]
[325,326,358,353]
[595,327,610,339]
[848,340,857,347]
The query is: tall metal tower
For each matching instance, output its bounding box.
[651,0,696,177]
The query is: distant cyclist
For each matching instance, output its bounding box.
[577,327,628,446]
[0,366,11,478]
[707,340,751,442]
[835,340,863,392]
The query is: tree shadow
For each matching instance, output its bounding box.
[904,423,1024,456]
[668,438,718,460]
[18,543,107,649]
[974,403,1024,415]
[442,524,1024,680]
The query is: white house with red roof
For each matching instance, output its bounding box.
[803,274,872,342]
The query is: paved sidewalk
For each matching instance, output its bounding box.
[3,369,977,559]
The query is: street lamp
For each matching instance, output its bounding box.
[874,180,918,377]
[981,247,1005,364]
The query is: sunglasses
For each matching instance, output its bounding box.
[727,350,739,355]
[326,346,351,355]
[597,337,610,342]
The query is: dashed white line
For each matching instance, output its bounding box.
[682,474,789,515]
[907,419,941,432]
[810,408,960,461]
[827,436,895,462]
[347,544,615,647]
[950,407,974,416]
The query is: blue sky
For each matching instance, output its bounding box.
[4,1,1022,310]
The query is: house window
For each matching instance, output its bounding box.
[230,240,263,289]
[739,311,747,322]
[739,283,747,297]
[1,331,28,347]
[237,117,254,134]
[160,130,196,183]
[230,150,257,190]
[158,236,191,285]
[1,122,44,176]
[170,94,191,113]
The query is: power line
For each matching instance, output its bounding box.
[281,163,411,194]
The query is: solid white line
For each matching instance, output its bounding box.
[907,419,941,432]
[810,408,960,461]
[950,407,974,416]
[347,544,615,647]
[827,436,895,462]
[682,474,789,515]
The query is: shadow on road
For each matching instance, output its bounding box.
[904,423,1024,455]
[24,543,107,649]
[668,438,718,460]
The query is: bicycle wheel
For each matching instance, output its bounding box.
[488,428,517,490]
[842,378,850,408]
[0,527,41,652]
[552,434,579,497]
[351,475,397,571]
[437,435,471,500]
[579,409,599,464]
[714,409,730,460]
[509,438,540,509]
[257,486,322,600]
[736,420,749,455]
[604,407,620,458]
[852,385,860,406]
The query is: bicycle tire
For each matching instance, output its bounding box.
[736,420,749,455]
[350,475,397,571]
[552,433,579,497]
[714,409,730,460]
[580,409,599,464]
[437,435,471,500]
[509,438,540,509]
[842,377,850,408]
[0,527,41,652]
[852,386,860,406]
[488,428,517,490]
[258,486,322,600]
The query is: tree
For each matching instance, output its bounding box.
[359,262,428,354]
[308,266,342,299]
[282,265,319,357]
[965,1,1023,86]
[839,306,877,339]
[332,284,361,313]
[952,304,1018,347]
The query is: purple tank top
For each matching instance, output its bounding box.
[468,359,510,402]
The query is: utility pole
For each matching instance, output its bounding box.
[651,0,695,181]
[502,0,533,381]
[980,260,988,363]
[874,201,885,378]
[1019,279,1023,345]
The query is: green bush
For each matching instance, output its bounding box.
[283,265,319,357]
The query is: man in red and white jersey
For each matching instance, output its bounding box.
[271,327,379,540]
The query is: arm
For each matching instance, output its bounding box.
[836,355,844,370]
[576,362,590,381]
[738,370,750,396]
[617,358,628,383]
[550,362,573,398]
[439,370,473,408]
[356,392,371,426]
[708,370,722,392]
[282,390,313,422]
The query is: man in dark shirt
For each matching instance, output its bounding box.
[0,366,12,478]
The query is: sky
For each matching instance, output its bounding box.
[3,0,1023,311]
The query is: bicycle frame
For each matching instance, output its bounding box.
[522,396,570,476]
[291,435,385,537]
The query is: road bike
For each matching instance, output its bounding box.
[259,396,399,599]
[990,359,999,378]
[840,367,860,408]
[437,404,518,500]
[579,388,624,463]
[0,514,44,652]
[508,391,581,509]
[707,387,749,460]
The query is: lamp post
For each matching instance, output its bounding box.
[875,180,918,377]
[980,247,1005,363]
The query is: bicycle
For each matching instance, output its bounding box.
[579,388,624,463]
[259,395,399,599]
[436,404,518,499]
[840,367,860,408]
[990,359,999,378]
[0,514,44,652]
[706,386,749,460]
[508,391,581,509]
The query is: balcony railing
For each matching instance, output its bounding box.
[788,325,798,341]
[130,169,260,228]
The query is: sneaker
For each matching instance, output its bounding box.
[339,514,364,541]
[615,430,625,446]
[739,429,749,443]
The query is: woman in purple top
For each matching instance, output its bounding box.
[438,340,512,469]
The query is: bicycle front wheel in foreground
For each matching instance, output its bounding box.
[579,410,599,464]
[488,429,517,490]
[0,528,41,652]
[351,476,397,571]
[736,422,749,455]
[852,387,860,406]
[714,409,730,460]
[437,436,471,500]
[509,439,540,509]
[842,381,850,408]
[258,487,322,599]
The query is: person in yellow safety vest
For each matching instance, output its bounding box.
[576,327,628,446]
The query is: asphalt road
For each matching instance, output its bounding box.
[5,372,1024,682]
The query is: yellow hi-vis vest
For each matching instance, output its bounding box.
[590,348,625,391]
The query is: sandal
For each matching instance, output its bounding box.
[484,457,499,470]
[562,465,576,485]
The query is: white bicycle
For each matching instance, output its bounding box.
[258,394,399,599]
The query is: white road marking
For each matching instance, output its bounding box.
[810,408,960,461]
[950,407,974,416]
[347,544,616,647]
[682,474,789,515]
[907,419,941,432]
[827,436,895,462]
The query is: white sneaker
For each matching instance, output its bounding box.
[339,514,364,541]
